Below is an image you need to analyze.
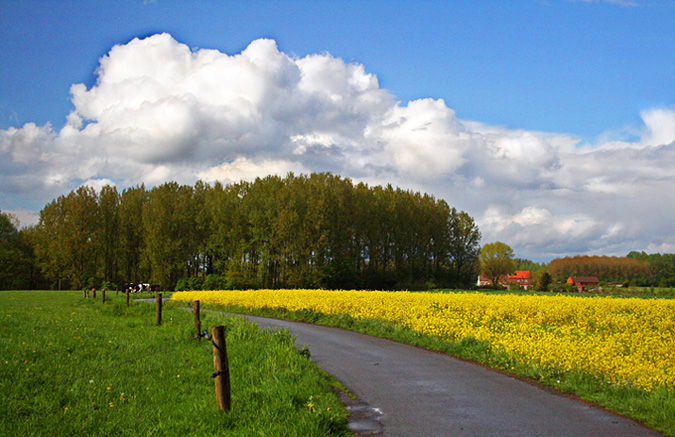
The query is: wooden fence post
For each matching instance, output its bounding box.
[155,293,162,325]
[102,289,106,304]
[126,289,130,306]
[211,325,231,411]
[193,300,201,337]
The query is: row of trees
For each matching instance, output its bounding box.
[477,244,675,291]
[0,212,46,290]
[626,252,675,287]
[23,173,482,291]
[543,254,675,288]
[548,255,655,285]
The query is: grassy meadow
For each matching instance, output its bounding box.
[0,291,350,436]
[173,289,675,436]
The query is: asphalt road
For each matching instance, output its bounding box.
[240,314,662,437]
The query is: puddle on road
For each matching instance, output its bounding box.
[343,399,384,436]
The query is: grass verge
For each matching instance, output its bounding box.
[0,291,350,436]
[197,302,674,437]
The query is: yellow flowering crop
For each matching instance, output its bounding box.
[172,289,675,390]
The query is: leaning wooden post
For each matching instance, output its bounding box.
[155,293,162,326]
[193,300,201,337]
[126,289,130,306]
[211,325,231,411]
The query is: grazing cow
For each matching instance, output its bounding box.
[124,282,157,293]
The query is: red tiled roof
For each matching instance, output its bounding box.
[568,276,600,284]
[512,270,531,279]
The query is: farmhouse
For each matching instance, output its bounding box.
[477,270,534,289]
[508,270,533,289]
[567,276,600,291]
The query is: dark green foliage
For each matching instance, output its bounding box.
[0,211,21,289]
[203,274,228,290]
[0,211,47,290]
[27,173,482,290]
[536,271,553,291]
[479,241,515,286]
[627,251,675,287]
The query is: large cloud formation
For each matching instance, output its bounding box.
[1,33,674,260]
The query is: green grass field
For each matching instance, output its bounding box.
[0,291,350,436]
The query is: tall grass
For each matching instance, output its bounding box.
[0,291,349,436]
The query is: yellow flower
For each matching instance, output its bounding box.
[172,289,675,391]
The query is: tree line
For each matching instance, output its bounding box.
[626,251,675,287]
[0,212,45,290]
[477,243,675,291]
[547,255,670,286]
[3,172,483,291]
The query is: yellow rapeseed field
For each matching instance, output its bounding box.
[171,289,675,391]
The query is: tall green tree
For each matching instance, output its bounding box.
[26,172,483,291]
[0,211,21,289]
[446,207,481,287]
[118,185,148,284]
[97,185,120,285]
[33,199,68,289]
[15,226,47,290]
[64,186,100,288]
[479,241,515,287]
[142,182,199,289]
[33,187,99,289]
[536,271,553,291]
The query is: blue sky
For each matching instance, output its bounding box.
[3,0,673,136]
[1,0,674,261]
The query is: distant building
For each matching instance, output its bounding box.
[508,270,533,289]
[567,276,600,292]
[477,275,493,287]
[477,270,533,289]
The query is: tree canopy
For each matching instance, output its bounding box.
[28,173,482,291]
[626,252,675,287]
[479,241,515,286]
[0,211,45,290]
[548,255,655,285]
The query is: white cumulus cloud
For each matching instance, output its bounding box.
[1,33,673,261]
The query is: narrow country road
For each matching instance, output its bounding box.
[240,314,662,437]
